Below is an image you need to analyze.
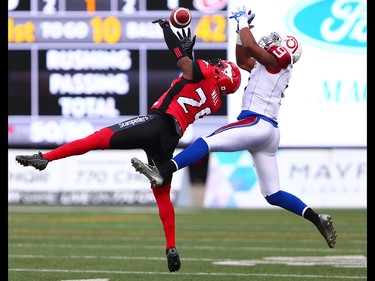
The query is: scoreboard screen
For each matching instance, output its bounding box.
[8,0,229,147]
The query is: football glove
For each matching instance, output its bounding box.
[176,27,196,60]
[230,7,255,33]
[152,18,170,28]
[247,11,255,29]
[229,6,247,22]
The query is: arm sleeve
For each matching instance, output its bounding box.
[161,23,189,62]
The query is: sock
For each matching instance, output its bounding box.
[158,161,178,180]
[42,127,114,161]
[303,207,321,226]
[265,190,308,216]
[152,184,176,249]
[174,137,209,170]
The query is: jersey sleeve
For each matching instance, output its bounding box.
[195,59,216,82]
[192,60,205,81]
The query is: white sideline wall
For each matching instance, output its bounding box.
[8,149,191,206]
[204,148,366,209]
[9,148,366,208]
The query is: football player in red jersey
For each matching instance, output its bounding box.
[131,7,337,249]
[15,18,241,272]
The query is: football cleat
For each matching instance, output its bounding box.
[131,157,164,186]
[317,214,337,248]
[166,247,181,272]
[15,151,49,171]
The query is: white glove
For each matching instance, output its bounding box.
[247,11,255,29]
[229,6,256,33]
[229,6,247,22]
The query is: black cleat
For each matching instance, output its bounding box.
[166,247,181,272]
[15,151,49,171]
[317,214,337,248]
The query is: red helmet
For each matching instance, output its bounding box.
[209,59,241,95]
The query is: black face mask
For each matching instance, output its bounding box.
[207,58,224,68]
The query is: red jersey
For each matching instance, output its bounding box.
[150,59,222,134]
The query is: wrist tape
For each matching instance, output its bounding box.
[236,34,242,45]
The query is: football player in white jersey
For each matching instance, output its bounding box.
[131,6,337,248]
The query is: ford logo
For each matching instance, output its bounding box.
[286,0,366,54]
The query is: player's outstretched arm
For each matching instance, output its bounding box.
[153,18,193,78]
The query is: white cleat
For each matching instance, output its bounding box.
[131,158,164,187]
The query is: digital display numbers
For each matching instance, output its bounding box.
[8,0,229,147]
[9,15,227,44]
[8,0,228,44]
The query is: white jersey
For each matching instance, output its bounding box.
[202,46,295,196]
[240,46,293,122]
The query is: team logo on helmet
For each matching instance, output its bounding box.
[208,59,241,95]
[282,34,302,63]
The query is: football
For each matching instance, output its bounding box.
[169,7,192,28]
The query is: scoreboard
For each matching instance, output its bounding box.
[8,0,229,147]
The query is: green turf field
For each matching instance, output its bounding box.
[8,206,366,281]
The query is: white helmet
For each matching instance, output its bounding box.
[258,31,302,64]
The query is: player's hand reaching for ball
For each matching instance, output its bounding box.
[229,6,247,22]
[247,10,255,29]
[152,18,170,28]
[176,27,196,60]
[229,6,256,33]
